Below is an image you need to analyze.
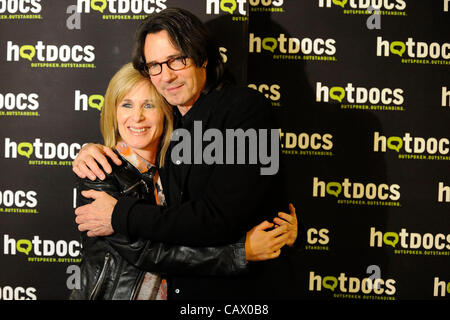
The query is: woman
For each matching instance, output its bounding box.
[70,63,297,300]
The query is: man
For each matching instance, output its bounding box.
[74,7,299,299]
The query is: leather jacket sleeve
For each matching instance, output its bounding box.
[105,233,247,276]
[76,167,248,276]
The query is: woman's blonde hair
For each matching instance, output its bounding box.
[100,62,173,166]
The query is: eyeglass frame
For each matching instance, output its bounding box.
[144,55,190,76]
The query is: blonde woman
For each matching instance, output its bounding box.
[71,63,295,300]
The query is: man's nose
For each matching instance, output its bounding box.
[160,63,177,82]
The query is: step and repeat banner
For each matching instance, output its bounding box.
[0,0,448,300]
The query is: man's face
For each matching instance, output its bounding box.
[144,30,207,108]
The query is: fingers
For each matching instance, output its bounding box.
[72,144,112,180]
[103,146,122,166]
[277,211,296,223]
[289,203,296,216]
[268,223,288,237]
[270,232,290,249]
[255,220,274,231]
[86,150,110,179]
[81,189,104,200]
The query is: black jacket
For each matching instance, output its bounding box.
[111,85,303,299]
[70,152,248,300]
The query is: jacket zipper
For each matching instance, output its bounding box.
[130,271,146,300]
[122,181,142,194]
[89,252,111,300]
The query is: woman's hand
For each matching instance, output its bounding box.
[245,221,290,261]
[72,143,122,181]
[273,203,298,247]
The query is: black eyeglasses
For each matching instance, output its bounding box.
[144,56,189,76]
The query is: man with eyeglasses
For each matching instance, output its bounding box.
[73,7,300,300]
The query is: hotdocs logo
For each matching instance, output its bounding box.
[305,227,330,251]
[377,36,450,66]
[280,130,334,157]
[309,269,397,301]
[369,227,450,256]
[0,0,42,20]
[312,177,401,207]
[0,190,38,214]
[317,0,406,16]
[0,92,39,117]
[373,131,450,161]
[0,285,37,300]
[433,277,450,298]
[74,90,104,111]
[2,234,81,263]
[206,0,285,20]
[249,33,337,62]
[316,82,405,112]
[248,83,281,107]
[76,0,167,20]
[5,40,96,69]
[442,86,450,107]
[3,137,86,166]
[438,182,450,203]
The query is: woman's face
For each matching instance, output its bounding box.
[116,80,164,159]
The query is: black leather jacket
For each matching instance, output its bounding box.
[69,152,248,300]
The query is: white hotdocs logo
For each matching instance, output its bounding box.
[0,92,39,111]
[442,86,450,107]
[76,0,167,13]
[317,0,406,10]
[248,83,280,102]
[0,0,42,13]
[249,33,336,56]
[312,177,401,202]
[0,286,37,300]
[74,90,104,111]
[0,190,37,208]
[369,227,450,251]
[438,182,450,203]
[6,41,95,63]
[376,36,450,60]
[281,131,333,152]
[373,132,450,156]
[3,234,81,258]
[434,277,450,297]
[316,82,404,105]
[309,271,396,297]
[206,0,284,15]
[4,138,83,161]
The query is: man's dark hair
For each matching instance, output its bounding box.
[132,7,228,93]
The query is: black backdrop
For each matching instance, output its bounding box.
[0,0,448,300]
